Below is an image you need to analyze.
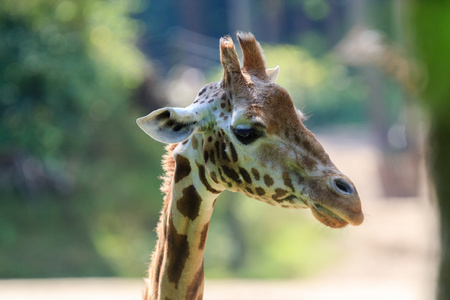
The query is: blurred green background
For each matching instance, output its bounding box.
[0,0,430,280]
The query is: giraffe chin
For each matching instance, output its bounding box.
[309,204,348,229]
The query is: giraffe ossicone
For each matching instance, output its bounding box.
[138,32,364,300]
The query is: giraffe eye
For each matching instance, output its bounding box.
[233,126,263,145]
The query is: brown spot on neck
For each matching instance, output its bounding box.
[166,217,189,289]
[186,262,205,299]
[196,161,221,194]
[177,185,202,221]
[198,223,209,250]
[174,155,192,184]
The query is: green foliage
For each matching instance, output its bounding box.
[263,45,368,127]
[84,116,165,276]
[205,193,339,279]
[0,0,162,277]
[0,0,146,158]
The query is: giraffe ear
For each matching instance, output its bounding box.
[137,107,199,144]
[266,66,279,83]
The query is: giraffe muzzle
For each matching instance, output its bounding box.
[304,175,363,228]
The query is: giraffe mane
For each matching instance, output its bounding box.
[160,143,178,197]
[144,143,178,298]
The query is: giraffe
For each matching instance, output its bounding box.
[137,32,364,300]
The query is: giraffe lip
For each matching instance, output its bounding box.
[309,203,348,228]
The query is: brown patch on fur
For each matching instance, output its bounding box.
[203,150,209,163]
[174,155,191,184]
[229,142,238,162]
[177,185,202,221]
[221,142,230,162]
[263,174,274,187]
[198,87,207,96]
[251,168,260,181]
[196,161,221,194]
[198,223,209,250]
[186,262,205,300]
[210,149,216,164]
[282,171,295,192]
[210,171,219,184]
[239,167,252,184]
[272,188,288,201]
[167,216,189,288]
[214,141,220,158]
[255,187,266,196]
[191,136,199,150]
[221,164,241,184]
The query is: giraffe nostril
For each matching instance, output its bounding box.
[332,177,354,195]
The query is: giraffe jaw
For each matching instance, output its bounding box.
[276,196,350,228]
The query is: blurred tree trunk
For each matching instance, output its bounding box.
[406,2,450,299]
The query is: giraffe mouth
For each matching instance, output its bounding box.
[309,203,348,228]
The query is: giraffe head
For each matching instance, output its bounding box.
[137,32,363,228]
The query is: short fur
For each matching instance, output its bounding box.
[237,31,269,80]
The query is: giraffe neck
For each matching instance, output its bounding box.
[146,138,223,300]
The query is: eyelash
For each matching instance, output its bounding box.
[232,126,264,145]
